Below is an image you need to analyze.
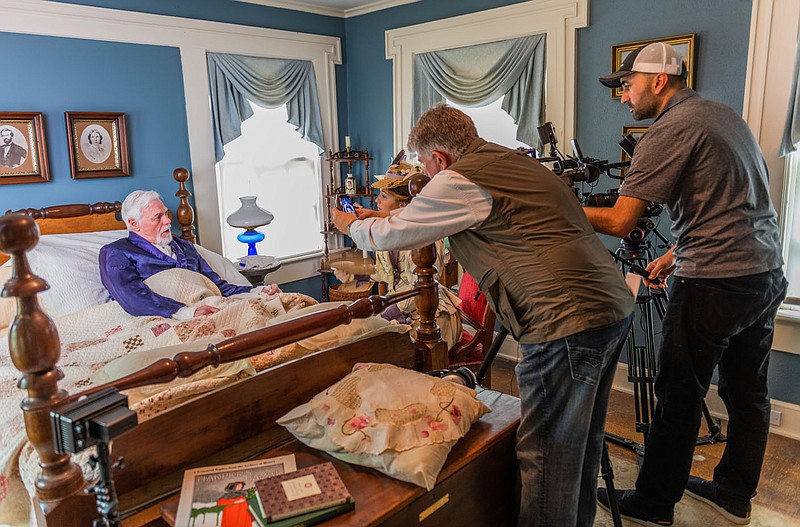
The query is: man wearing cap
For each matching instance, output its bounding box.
[585,42,786,525]
[333,104,635,526]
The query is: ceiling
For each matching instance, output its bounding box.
[236,0,419,18]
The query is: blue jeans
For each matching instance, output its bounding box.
[635,268,787,508]
[515,313,632,526]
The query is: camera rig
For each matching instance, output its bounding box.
[525,122,669,250]
[51,387,138,527]
[529,121,634,196]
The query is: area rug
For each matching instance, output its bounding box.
[593,455,796,526]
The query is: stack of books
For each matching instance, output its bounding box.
[174,455,354,527]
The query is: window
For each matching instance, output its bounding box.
[447,98,529,149]
[216,102,323,261]
[386,0,588,155]
[781,152,800,314]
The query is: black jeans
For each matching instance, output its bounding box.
[635,268,787,507]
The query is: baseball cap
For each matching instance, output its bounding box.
[599,42,687,88]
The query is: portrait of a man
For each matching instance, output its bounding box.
[0,126,28,168]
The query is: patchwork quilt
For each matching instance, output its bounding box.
[0,268,317,525]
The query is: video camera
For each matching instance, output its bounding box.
[530,121,636,195]
[51,387,137,454]
[51,387,137,527]
[528,122,664,216]
[528,122,669,249]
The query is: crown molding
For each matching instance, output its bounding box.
[234,0,419,18]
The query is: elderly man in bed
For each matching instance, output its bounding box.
[99,190,279,319]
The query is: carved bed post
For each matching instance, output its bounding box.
[408,173,448,371]
[411,245,448,371]
[173,167,196,243]
[0,214,89,520]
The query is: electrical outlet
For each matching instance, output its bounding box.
[770,410,782,427]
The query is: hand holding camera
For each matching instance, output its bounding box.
[337,195,356,214]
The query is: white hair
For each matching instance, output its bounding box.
[121,190,163,230]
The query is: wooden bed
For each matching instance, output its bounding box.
[0,168,493,526]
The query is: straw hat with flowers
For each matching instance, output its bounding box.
[371,159,425,200]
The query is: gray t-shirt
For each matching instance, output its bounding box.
[620,89,783,278]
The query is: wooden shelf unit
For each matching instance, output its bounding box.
[320,148,374,300]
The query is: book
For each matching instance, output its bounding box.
[264,500,355,527]
[174,454,298,527]
[255,461,353,523]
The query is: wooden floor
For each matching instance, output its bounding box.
[488,356,800,520]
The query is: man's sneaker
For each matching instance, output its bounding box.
[597,488,674,526]
[685,475,752,525]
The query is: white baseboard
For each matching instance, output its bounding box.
[611,362,800,441]
[492,332,800,441]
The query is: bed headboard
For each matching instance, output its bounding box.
[0,168,196,266]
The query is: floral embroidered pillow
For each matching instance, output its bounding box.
[277,363,491,488]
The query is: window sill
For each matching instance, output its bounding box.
[774,308,800,355]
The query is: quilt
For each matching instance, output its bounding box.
[0,268,318,525]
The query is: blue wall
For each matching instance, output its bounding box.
[50,0,345,37]
[0,33,190,215]
[4,0,798,405]
[1,0,346,298]
[342,0,798,406]
[576,0,753,185]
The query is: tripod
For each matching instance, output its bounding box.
[605,232,726,459]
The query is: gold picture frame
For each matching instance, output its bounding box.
[610,33,696,99]
[0,112,50,185]
[65,111,130,179]
[620,125,649,176]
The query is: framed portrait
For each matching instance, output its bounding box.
[610,33,696,99]
[65,111,130,179]
[0,112,50,185]
[619,125,649,176]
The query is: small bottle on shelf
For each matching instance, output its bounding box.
[345,173,356,195]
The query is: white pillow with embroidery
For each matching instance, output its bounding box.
[278,363,490,489]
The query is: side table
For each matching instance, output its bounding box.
[239,259,282,286]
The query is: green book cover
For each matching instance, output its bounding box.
[265,500,355,527]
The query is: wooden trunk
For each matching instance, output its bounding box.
[160,390,520,527]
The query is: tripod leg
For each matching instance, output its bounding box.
[476,326,509,387]
[599,442,624,527]
[696,400,727,445]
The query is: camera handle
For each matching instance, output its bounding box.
[86,441,123,527]
[607,250,662,287]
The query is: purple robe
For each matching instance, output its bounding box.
[99,232,252,317]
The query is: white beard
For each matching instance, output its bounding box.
[155,231,172,246]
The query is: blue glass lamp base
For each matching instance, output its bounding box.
[237,229,265,256]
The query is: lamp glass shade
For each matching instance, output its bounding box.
[226,196,274,228]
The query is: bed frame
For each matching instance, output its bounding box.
[0,168,455,526]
